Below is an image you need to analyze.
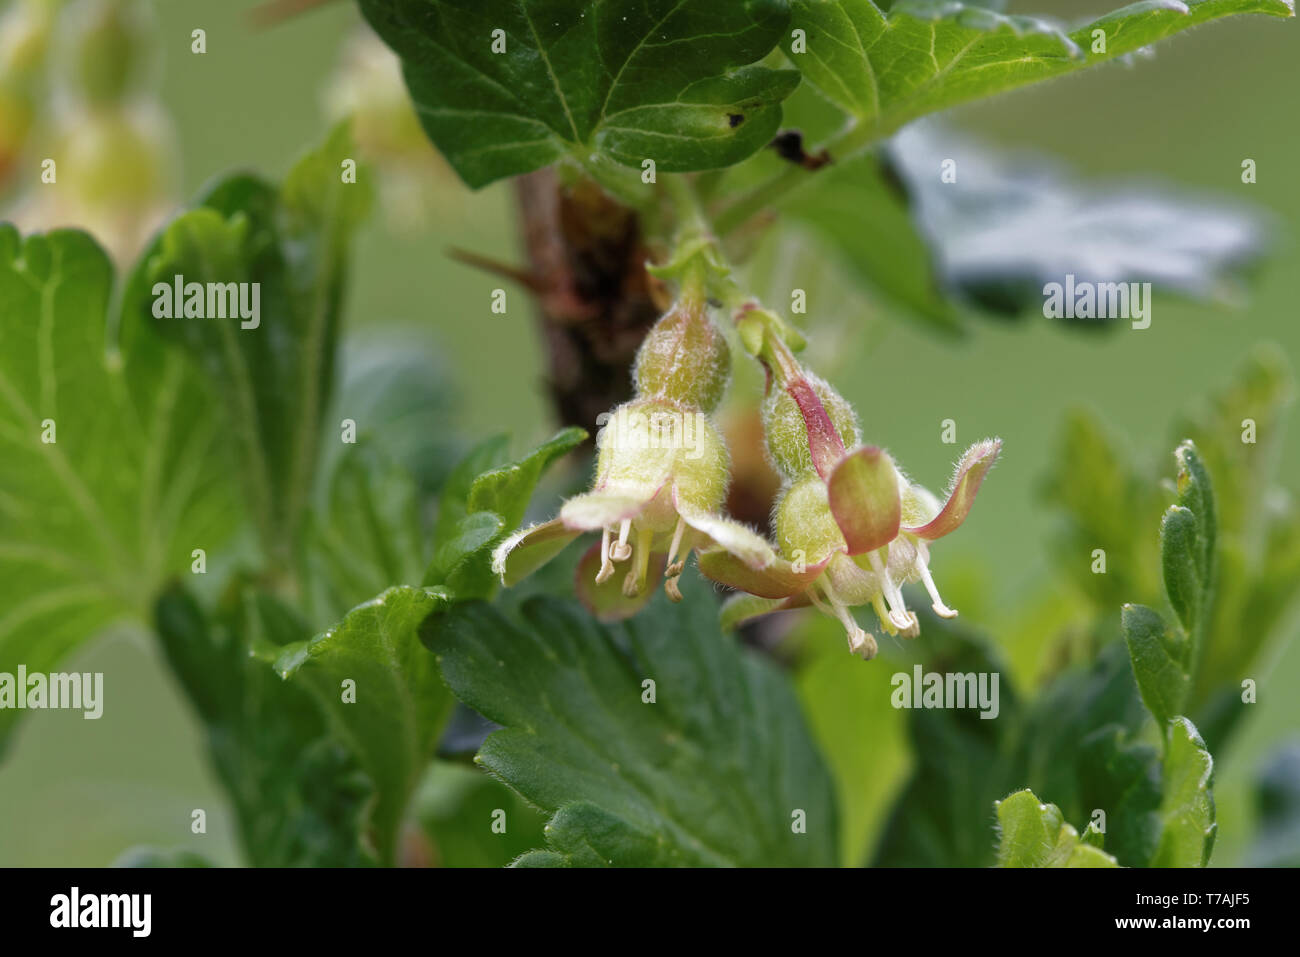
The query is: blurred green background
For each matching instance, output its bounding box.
[0,0,1295,866]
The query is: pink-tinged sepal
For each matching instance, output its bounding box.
[903,438,1001,540]
[674,491,775,571]
[828,446,902,555]
[697,547,828,599]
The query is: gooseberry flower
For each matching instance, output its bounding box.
[492,286,774,619]
[698,306,1001,657]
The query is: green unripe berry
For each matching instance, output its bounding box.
[55,103,170,205]
[632,298,730,413]
[60,0,152,106]
[762,372,860,479]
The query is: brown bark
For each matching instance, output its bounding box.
[512,170,667,439]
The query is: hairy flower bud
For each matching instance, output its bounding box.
[595,397,730,528]
[633,297,731,413]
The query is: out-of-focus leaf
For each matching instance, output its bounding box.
[274,585,452,865]
[994,789,1118,867]
[784,0,1292,140]
[0,226,240,756]
[781,151,959,332]
[871,612,1018,867]
[886,125,1268,316]
[430,576,838,866]
[1041,409,1162,609]
[113,847,217,868]
[155,583,374,867]
[1178,349,1298,743]
[793,615,912,865]
[415,759,548,867]
[1245,741,1300,867]
[359,0,800,189]
[1151,717,1216,866]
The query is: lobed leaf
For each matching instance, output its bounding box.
[275,585,453,865]
[359,0,802,188]
[0,226,240,755]
[783,0,1294,140]
[994,789,1119,867]
[430,576,839,866]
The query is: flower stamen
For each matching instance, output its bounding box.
[611,519,633,562]
[664,516,687,602]
[810,582,877,659]
[622,525,654,598]
[918,557,958,618]
[595,527,616,584]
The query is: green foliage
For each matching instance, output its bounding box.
[155,582,376,867]
[994,789,1118,867]
[0,224,239,755]
[274,585,454,865]
[113,847,217,868]
[359,0,801,188]
[426,426,586,599]
[122,123,371,568]
[1151,717,1216,866]
[416,760,550,867]
[429,576,839,866]
[783,0,1293,140]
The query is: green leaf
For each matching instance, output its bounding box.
[274,585,453,864]
[1176,348,1296,742]
[300,441,430,625]
[1160,506,1202,635]
[1122,603,1189,729]
[871,612,1019,867]
[1042,409,1162,609]
[1077,723,1162,866]
[113,847,217,868]
[468,425,586,530]
[122,123,371,567]
[994,789,1119,868]
[0,226,240,756]
[784,0,1293,140]
[426,427,586,600]
[415,760,549,867]
[358,0,801,188]
[793,615,911,866]
[430,576,838,866]
[155,583,375,867]
[1151,717,1216,866]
